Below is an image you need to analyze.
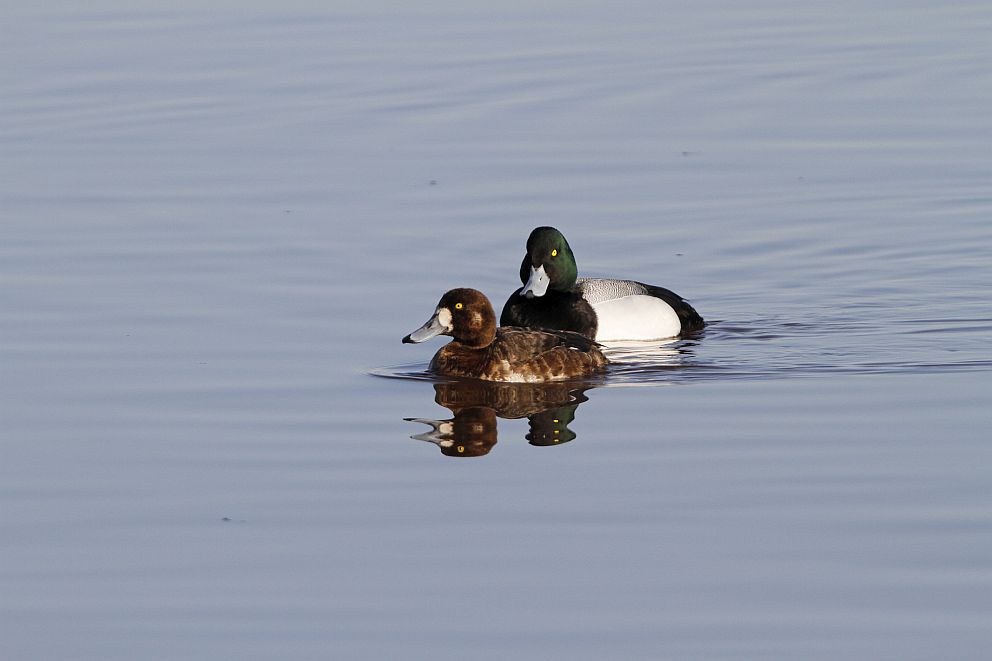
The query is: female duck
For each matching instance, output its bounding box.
[500,226,704,341]
[403,288,607,383]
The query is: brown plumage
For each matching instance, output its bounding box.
[403,288,607,383]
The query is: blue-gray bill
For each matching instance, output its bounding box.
[521,264,550,298]
[402,310,447,343]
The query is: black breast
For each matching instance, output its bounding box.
[499,289,598,339]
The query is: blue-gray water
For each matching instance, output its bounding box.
[2,2,991,659]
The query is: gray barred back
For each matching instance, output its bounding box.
[575,278,650,304]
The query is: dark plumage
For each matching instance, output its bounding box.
[501,227,704,341]
[501,288,599,338]
[403,288,607,382]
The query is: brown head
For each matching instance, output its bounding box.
[402,288,498,349]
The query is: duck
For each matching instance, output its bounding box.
[402,288,607,383]
[500,226,704,341]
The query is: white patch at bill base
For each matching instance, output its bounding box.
[437,307,453,331]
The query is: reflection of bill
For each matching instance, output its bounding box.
[405,380,592,458]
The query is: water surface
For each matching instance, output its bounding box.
[2,2,991,659]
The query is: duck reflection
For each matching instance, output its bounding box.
[407,406,498,457]
[405,380,591,457]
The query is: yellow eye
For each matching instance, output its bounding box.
[551,249,558,257]
[455,302,463,309]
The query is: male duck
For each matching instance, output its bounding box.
[500,227,704,341]
[403,288,607,383]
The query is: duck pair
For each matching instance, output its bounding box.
[403,227,704,382]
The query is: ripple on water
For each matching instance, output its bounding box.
[374,315,992,387]
[375,314,992,457]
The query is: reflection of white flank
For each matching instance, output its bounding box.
[600,337,682,364]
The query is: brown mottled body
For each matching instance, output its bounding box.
[404,288,607,383]
[431,327,607,382]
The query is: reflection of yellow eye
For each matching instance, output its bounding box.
[551,249,558,257]
[455,302,463,309]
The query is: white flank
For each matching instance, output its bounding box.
[591,295,681,341]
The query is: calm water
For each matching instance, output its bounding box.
[3,2,991,659]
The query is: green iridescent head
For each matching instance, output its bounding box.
[518,226,578,297]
